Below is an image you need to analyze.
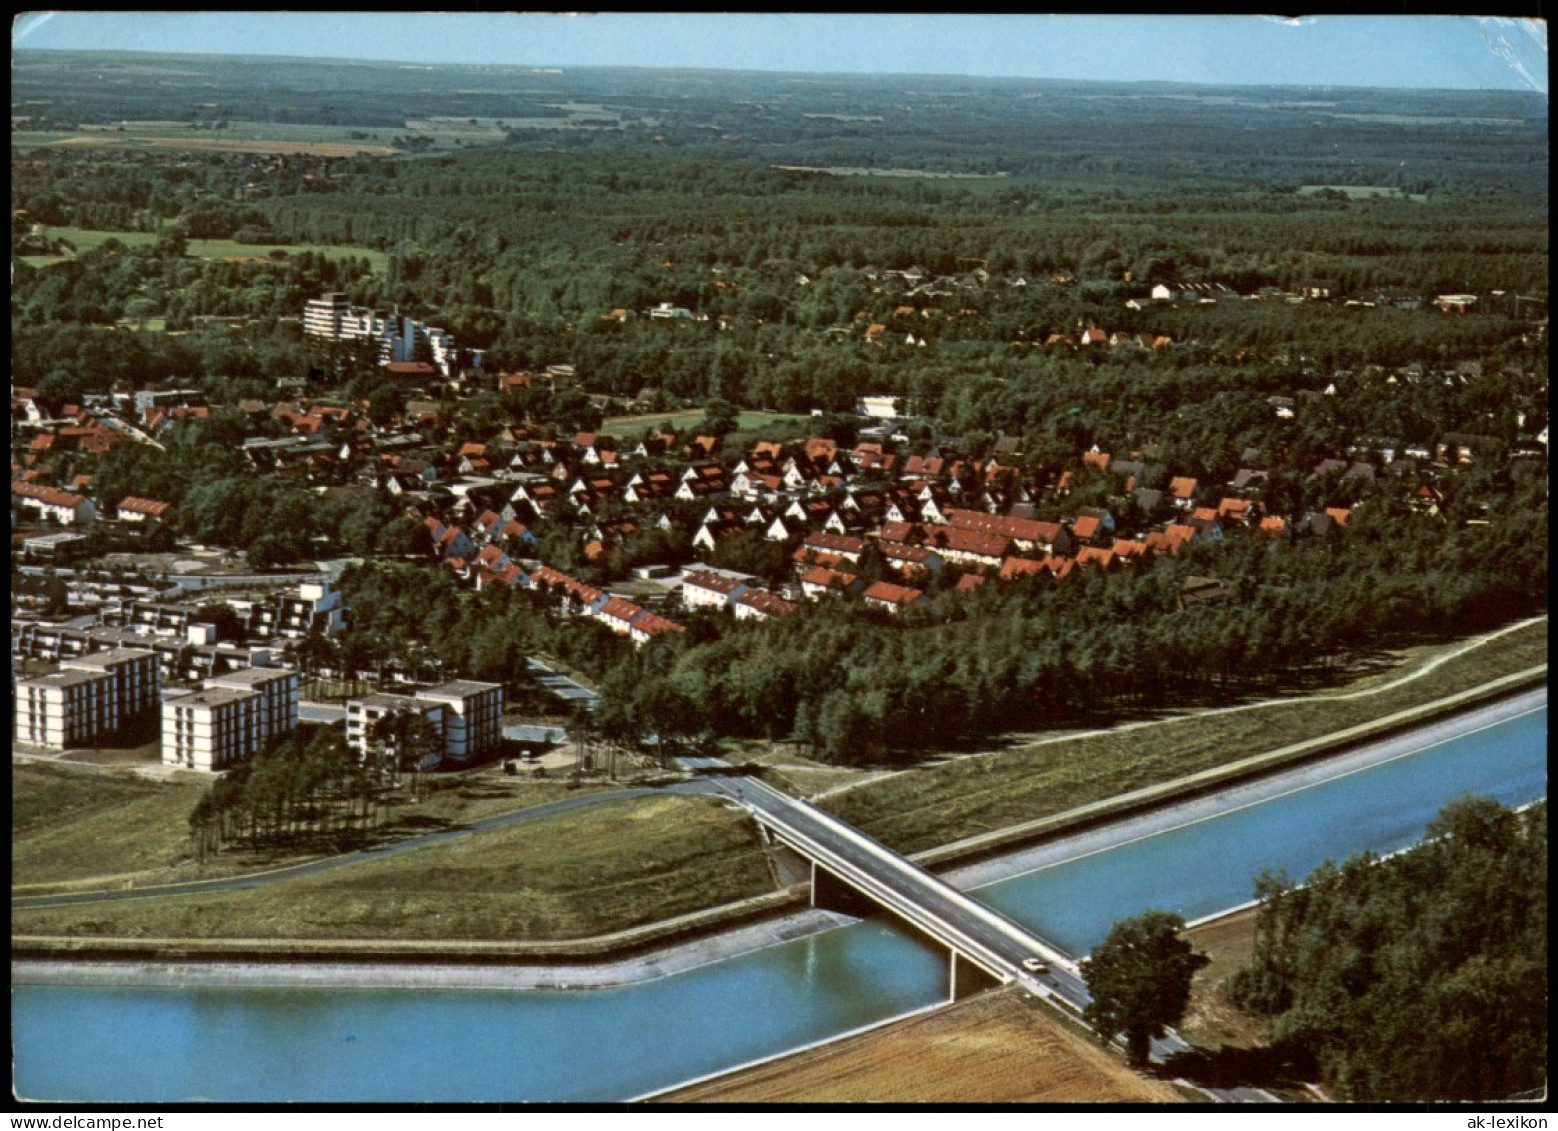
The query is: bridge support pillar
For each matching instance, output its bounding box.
[809,860,878,917]
[949,950,1001,1002]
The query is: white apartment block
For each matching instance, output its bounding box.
[345,680,502,765]
[161,688,264,772]
[344,693,447,771]
[303,293,459,376]
[409,680,503,762]
[159,666,299,772]
[206,666,300,747]
[14,669,119,750]
[60,647,161,719]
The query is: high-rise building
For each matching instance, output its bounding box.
[303,295,459,376]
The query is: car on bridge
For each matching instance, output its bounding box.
[1021,957,1049,973]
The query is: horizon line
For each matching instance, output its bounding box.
[11,43,1549,97]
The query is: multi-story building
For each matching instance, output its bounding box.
[206,665,300,747]
[303,294,460,377]
[344,693,447,771]
[60,647,161,719]
[14,669,118,750]
[415,680,503,761]
[157,666,299,772]
[345,680,502,765]
[229,579,346,640]
[161,688,263,772]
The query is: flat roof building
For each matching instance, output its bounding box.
[15,668,119,750]
[161,687,264,773]
[344,693,447,772]
[60,647,161,719]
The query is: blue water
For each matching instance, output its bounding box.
[13,705,1546,1102]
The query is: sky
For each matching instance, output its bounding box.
[10,13,1550,94]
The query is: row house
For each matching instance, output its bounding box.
[628,611,686,646]
[681,569,749,610]
[930,526,1013,570]
[877,541,943,580]
[116,496,172,524]
[735,506,793,543]
[800,566,864,600]
[624,470,677,505]
[802,532,866,564]
[511,480,562,518]
[692,510,745,554]
[785,497,837,530]
[733,588,800,622]
[732,469,785,500]
[942,508,1074,556]
[530,565,605,614]
[862,580,925,615]
[424,517,476,561]
[12,482,97,525]
[1168,477,1200,508]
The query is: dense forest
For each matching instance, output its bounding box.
[1231,797,1546,1102]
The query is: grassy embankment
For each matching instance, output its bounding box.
[11,760,614,894]
[13,794,771,942]
[656,986,1182,1103]
[823,619,1548,855]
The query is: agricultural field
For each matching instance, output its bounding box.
[12,119,398,157]
[20,226,389,273]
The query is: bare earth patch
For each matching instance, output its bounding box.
[656,988,1183,1103]
[1180,907,1271,1051]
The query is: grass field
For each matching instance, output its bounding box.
[12,793,774,942]
[823,619,1548,854]
[22,226,390,273]
[657,987,1181,1103]
[11,757,614,893]
[1180,907,1269,1052]
[20,226,389,274]
[11,762,210,889]
[600,408,810,436]
[773,165,1010,180]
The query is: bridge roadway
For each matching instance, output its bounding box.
[704,774,1083,1004]
[703,772,1276,1101]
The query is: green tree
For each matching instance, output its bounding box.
[1082,910,1210,1067]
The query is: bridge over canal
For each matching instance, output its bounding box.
[705,775,1080,1004]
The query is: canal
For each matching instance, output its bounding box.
[12,702,1546,1103]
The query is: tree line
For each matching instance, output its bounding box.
[1230,796,1546,1101]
